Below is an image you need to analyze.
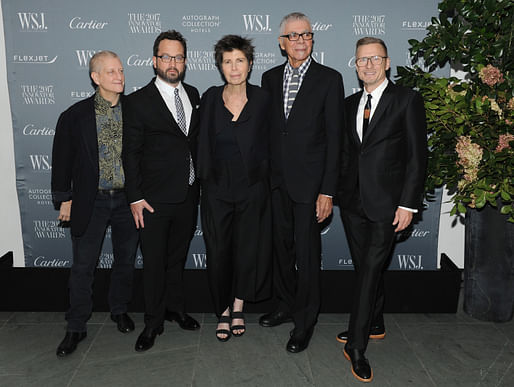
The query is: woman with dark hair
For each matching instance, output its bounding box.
[197,35,271,342]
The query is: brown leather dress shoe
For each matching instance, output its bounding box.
[343,343,373,382]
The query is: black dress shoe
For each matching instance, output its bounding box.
[286,327,314,353]
[343,343,373,382]
[56,332,87,357]
[135,325,164,352]
[111,313,135,333]
[259,311,292,327]
[336,325,385,343]
[165,311,200,331]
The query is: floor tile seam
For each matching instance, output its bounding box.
[494,359,513,387]
[475,341,511,385]
[189,315,205,387]
[392,317,438,387]
[67,322,106,386]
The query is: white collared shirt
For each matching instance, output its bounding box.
[356,78,389,141]
[154,76,192,134]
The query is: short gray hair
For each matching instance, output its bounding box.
[279,12,311,35]
[89,50,120,75]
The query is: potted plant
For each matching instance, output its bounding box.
[396,0,513,321]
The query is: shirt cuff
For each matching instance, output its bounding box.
[131,199,144,205]
[398,206,417,213]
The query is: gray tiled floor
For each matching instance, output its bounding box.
[1,300,513,386]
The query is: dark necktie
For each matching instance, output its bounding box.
[285,68,300,119]
[174,88,195,185]
[362,94,372,139]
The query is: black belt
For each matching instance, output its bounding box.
[97,188,124,196]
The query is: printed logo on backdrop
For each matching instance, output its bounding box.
[312,21,333,32]
[352,15,386,36]
[28,188,52,206]
[13,54,57,64]
[242,14,271,34]
[75,50,99,67]
[127,54,152,67]
[22,123,54,136]
[182,15,221,33]
[253,51,277,71]
[128,13,161,34]
[311,51,325,65]
[337,256,353,268]
[21,84,55,105]
[98,252,113,268]
[33,220,65,239]
[29,154,51,172]
[187,50,216,72]
[191,253,207,269]
[69,16,108,30]
[71,90,95,101]
[17,12,47,31]
[396,254,424,270]
[33,255,70,267]
[401,20,431,31]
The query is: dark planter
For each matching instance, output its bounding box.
[463,204,514,322]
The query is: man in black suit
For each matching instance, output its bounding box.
[52,51,139,357]
[122,30,201,352]
[258,12,344,353]
[337,37,427,382]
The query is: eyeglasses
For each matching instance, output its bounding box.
[279,32,314,41]
[156,54,185,63]
[355,56,388,67]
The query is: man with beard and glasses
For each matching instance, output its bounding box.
[122,30,201,352]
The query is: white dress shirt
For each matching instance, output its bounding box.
[154,76,192,134]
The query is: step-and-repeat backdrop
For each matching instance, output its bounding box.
[2,0,444,270]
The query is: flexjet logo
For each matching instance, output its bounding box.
[29,154,51,171]
[13,55,57,64]
[242,14,271,34]
[401,20,431,31]
[17,12,47,31]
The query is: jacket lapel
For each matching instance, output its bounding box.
[82,96,99,171]
[348,93,362,146]
[146,80,184,135]
[286,60,320,124]
[362,82,394,143]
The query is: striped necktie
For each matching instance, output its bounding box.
[174,88,195,185]
[285,68,300,119]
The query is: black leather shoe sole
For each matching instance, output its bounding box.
[336,330,385,343]
[343,347,374,383]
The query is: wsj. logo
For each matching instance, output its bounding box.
[242,15,271,33]
[397,254,423,270]
[29,155,51,171]
[311,51,325,65]
[192,253,207,269]
[18,12,47,31]
[76,50,97,67]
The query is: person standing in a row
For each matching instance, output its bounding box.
[259,12,345,353]
[122,30,201,353]
[52,51,139,357]
[197,35,272,342]
[337,37,427,382]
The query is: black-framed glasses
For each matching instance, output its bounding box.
[279,32,314,41]
[355,56,388,67]
[156,54,186,63]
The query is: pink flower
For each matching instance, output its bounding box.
[495,133,514,152]
[479,65,504,87]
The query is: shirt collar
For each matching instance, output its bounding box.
[155,76,183,95]
[94,91,120,109]
[285,56,312,76]
[363,78,389,100]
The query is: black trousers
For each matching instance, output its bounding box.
[271,186,321,334]
[201,180,272,316]
[67,190,139,332]
[139,183,199,329]
[341,200,395,351]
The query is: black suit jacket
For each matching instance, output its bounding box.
[196,83,270,187]
[51,95,102,236]
[338,81,427,222]
[122,78,200,204]
[261,60,344,203]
